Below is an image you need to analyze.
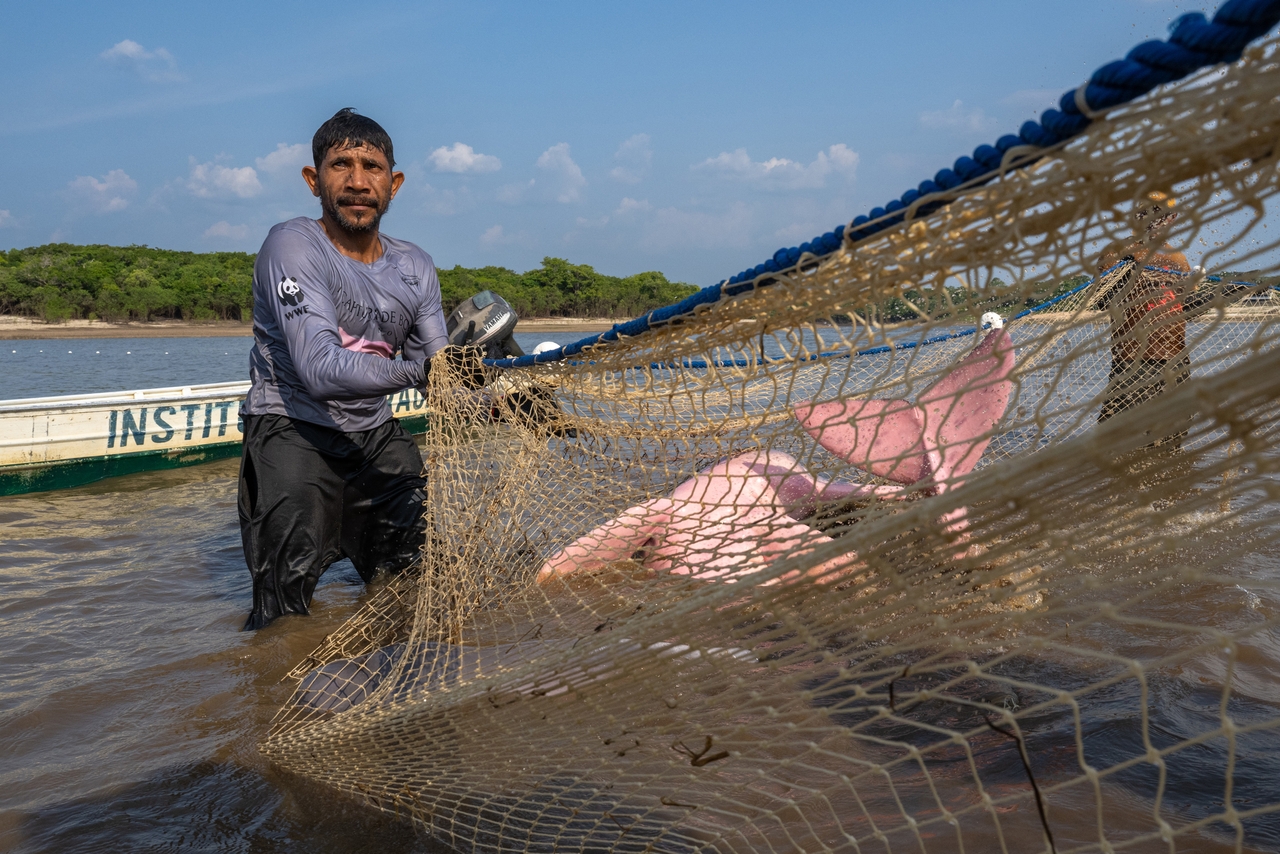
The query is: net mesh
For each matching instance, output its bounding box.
[263,40,1280,853]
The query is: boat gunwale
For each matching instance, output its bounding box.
[0,381,252,414]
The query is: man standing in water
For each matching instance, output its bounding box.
[1091,193,1255,450]
[239,108,454,630]
[1092,193,1193,446]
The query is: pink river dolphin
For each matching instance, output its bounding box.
[538,328,1016,584]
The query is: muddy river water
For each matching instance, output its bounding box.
[4,326,1280,852]
[0,456,455,852]
[6,449,1280,853]
[0,332,607,853]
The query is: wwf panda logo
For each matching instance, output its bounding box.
[277,276,304,307]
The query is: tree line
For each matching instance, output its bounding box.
[0,244,254,323]
[5,243,1265,327]
[437,257,698,319]
[0,244,700,323]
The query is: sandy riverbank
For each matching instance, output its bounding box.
[510,317,616,334]
[0,316,619,340]
[0,317,255,339]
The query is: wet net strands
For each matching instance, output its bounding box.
[265,35,1280,854]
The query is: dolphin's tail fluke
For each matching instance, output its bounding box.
[919,328,1016,489]
[793,398,927,483]
[793,328,1016,492]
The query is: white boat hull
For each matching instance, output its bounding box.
[0,382,431,494]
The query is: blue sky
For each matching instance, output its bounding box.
[0,0,1202,285]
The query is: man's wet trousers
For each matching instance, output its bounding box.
[238,414,426,631]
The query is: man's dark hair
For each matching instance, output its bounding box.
[312,108,395,169]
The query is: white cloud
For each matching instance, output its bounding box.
[255,143,310,175]
[420,183,474,216]
[186,158,262,199]
[101,39,157,62]
[610,133,652,184]
[100,39,184,82]
[774,221,822,243]
[636,202,756,251]
[480,224,529,245]
[879,152,917,173]
[694,144,858,190]
[497,179,534,204]
[648,204,754,250]
[1001,89,1061,114]
[614,197,652,215]
[203,221,249,240]
[428,142,501,174]
[495,144,587,205]
[66,169,137,213]
[918,100,996,133]
[0,210,14,228]
[536,143,586,203]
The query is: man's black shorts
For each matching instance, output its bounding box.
[238,414,426,631]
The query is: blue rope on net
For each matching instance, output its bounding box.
[485,0,1280,371]
[542,264,1121,371]
[719,0,1280,288]
[509,263,1267,372]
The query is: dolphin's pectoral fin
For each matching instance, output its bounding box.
[794,398,928,484]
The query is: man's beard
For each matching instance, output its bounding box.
[321,192,391,234]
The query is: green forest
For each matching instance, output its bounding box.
[6,243,1198,328]
[0,243,700,323]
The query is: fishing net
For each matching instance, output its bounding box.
[263,35,1280,854]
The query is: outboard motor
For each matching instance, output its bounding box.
[446,291,525,360]
[445,292,574,436]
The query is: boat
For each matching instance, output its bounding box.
[0,382,431,495]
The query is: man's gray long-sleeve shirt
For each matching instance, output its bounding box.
[241,217,449,432]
